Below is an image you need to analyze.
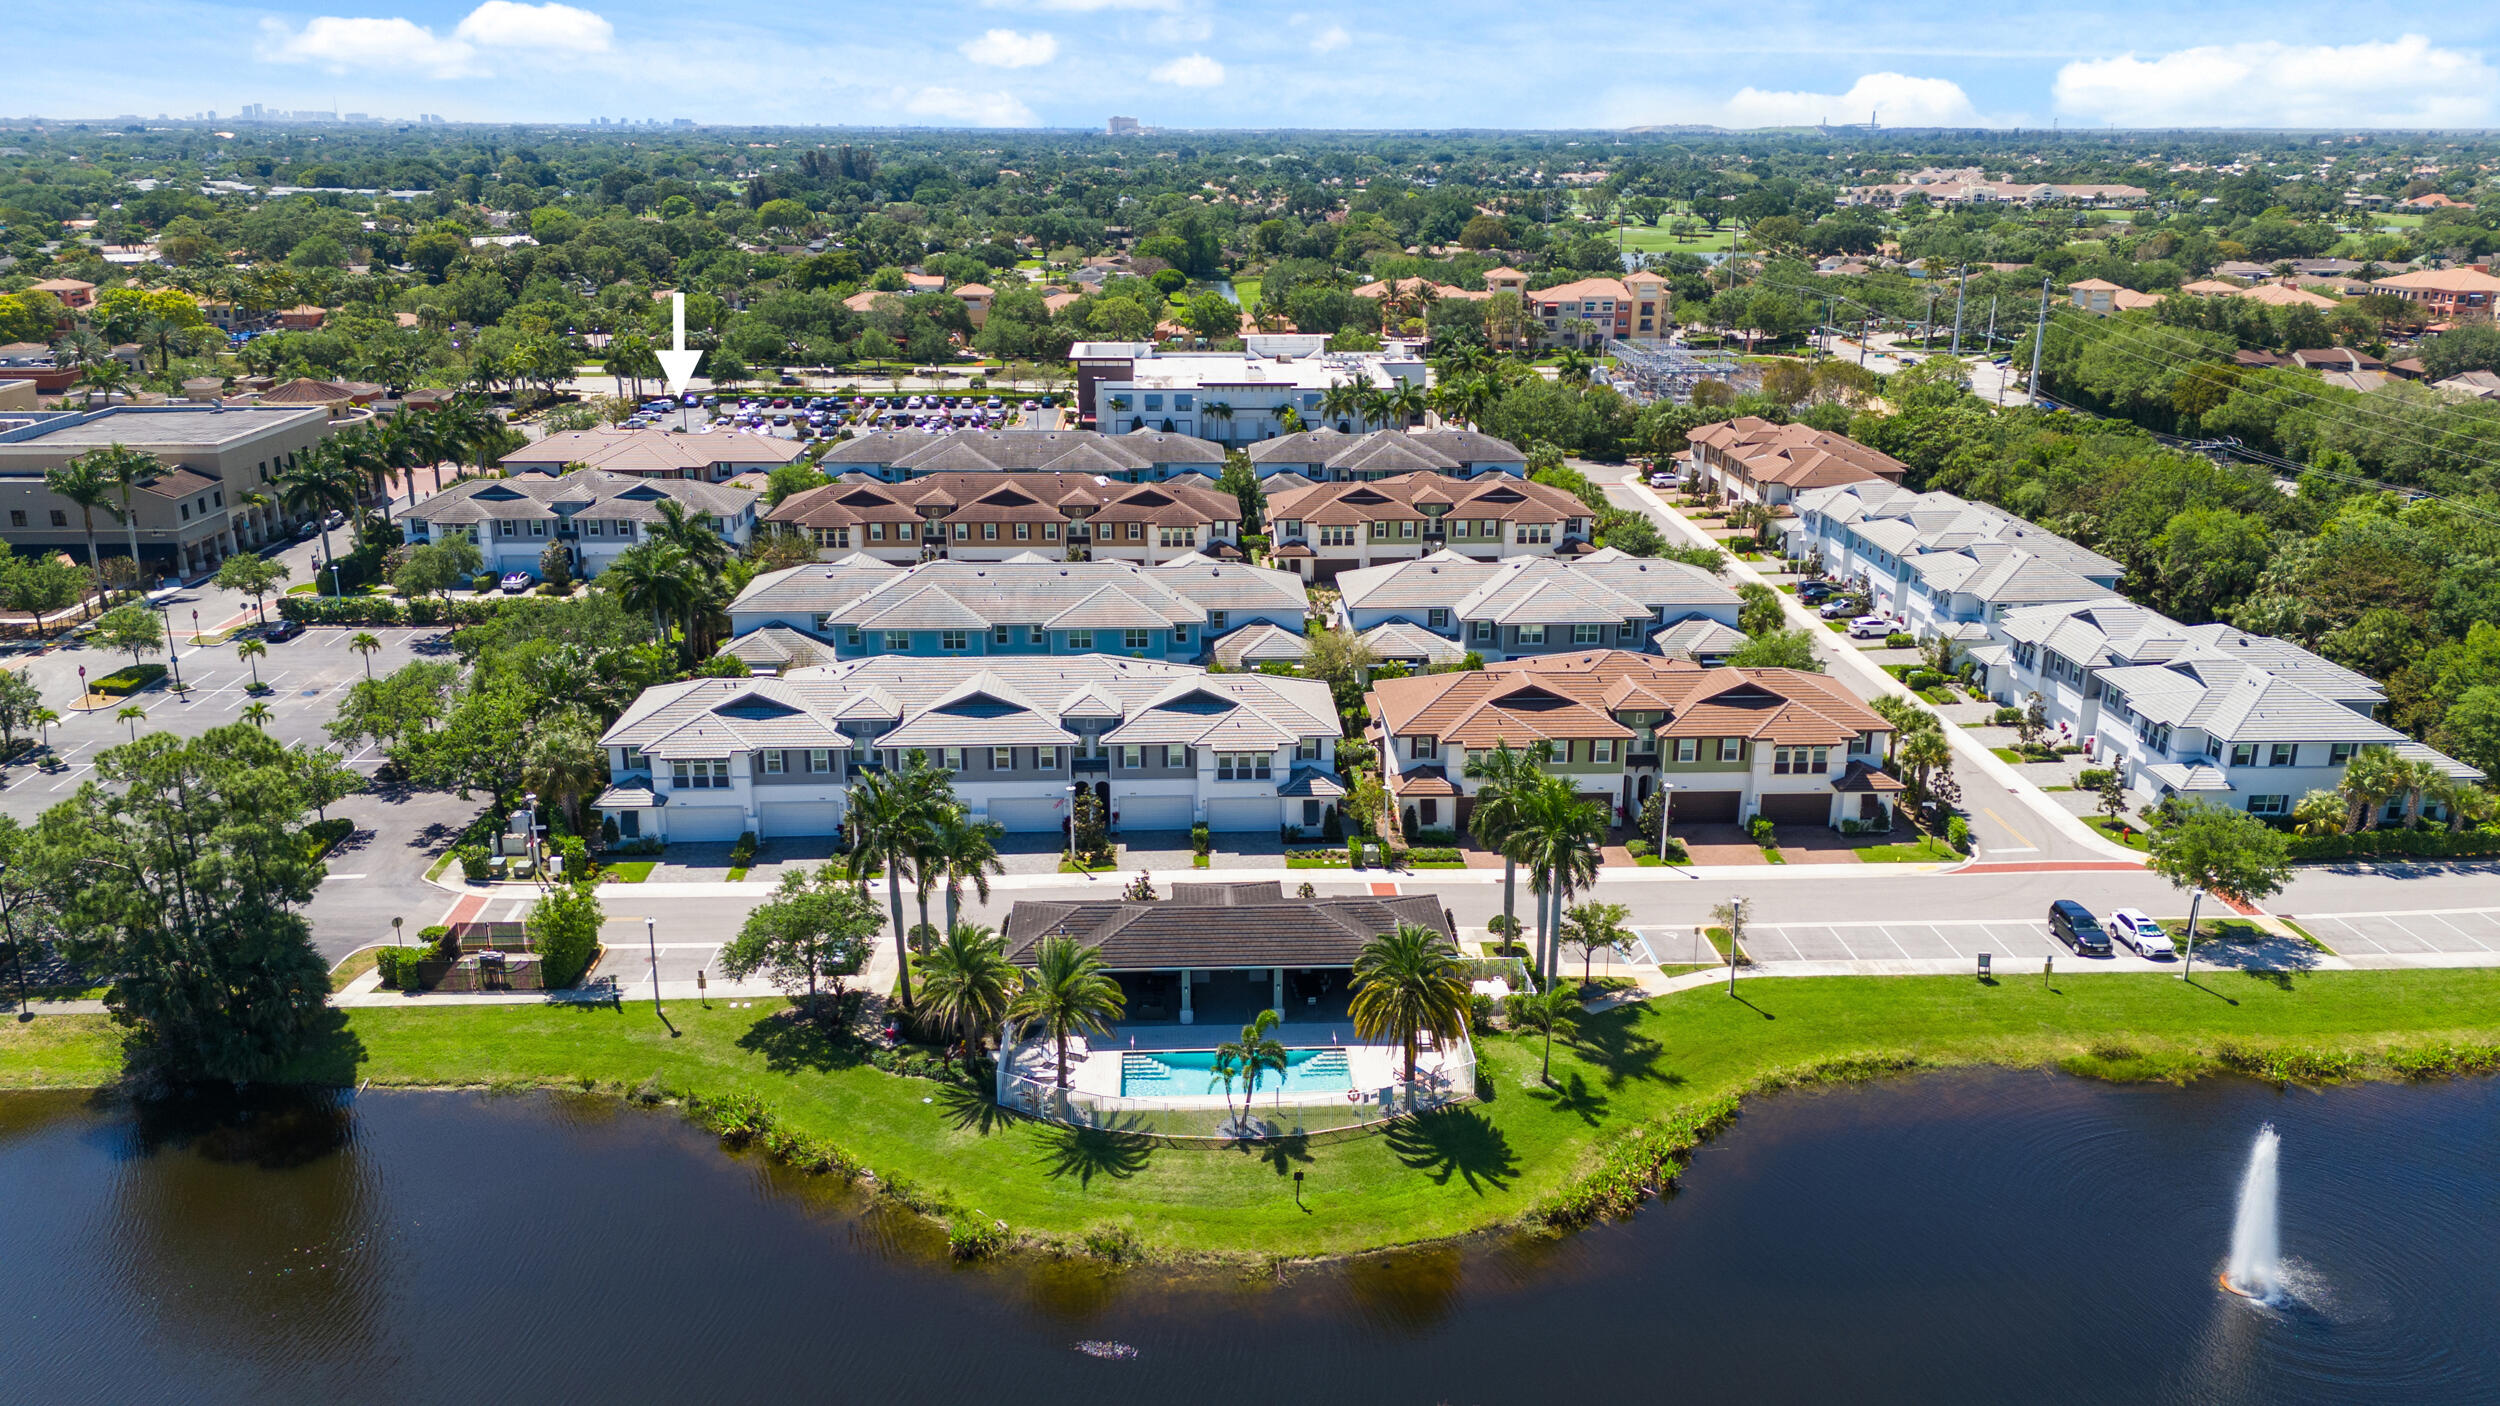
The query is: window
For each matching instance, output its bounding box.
[977,522,995,541]
[896,521,915,541]
[1719,738,1743,762]
[1120,744,1143,769]
[669,760,730,789]
[942,748,964,771]
[1319,525,1356,547]
[762,750,785,774]
[1518,523,1554,545]
[2329,742,2356,764]
[1618,620,1641,640]
[1218,752,1272,780]
[1123,629,1151,651]
[1068,630,1094,649]
[1573,624,1601,645]
[1044,523,1059,541]
[1592,739,1614,763]
[807,749,831,773]
[844,627,861,647]
[2229,743,2256,767]
[933,629,965,652]
[2269,743,2297,767]
[1173,625,1188,643]
[1037,747,1057,771]
[1279,520,1303,539]
[1296,737,1321,760]
[2246,795,2290,817]
[993,747,1015,771]
[1398,520,1418,540]
[1516,625,1546,644]
[1015,522,1030,541]
[1165,744,1189,768]
[4,511,21,528]
[1674,737,1698,764]
[48,510,65,528]
[953,522,969,541]
[1473,620,1495,641]
[620,746,646,772]
[1207,610,1227,631]
[1409,735,1438,759]
[1427,608,1449,629]
[1126,522,1141,541]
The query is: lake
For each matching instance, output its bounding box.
[2,1070,2493,1404]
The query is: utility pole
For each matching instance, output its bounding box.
[2027,277,2050,409]
[1949,266,1968,355]
[1985,298,2000,404]
[1921,287,1935,352]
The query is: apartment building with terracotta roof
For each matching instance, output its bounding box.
[1263,471,1591,580]
[1364,650,1900,831]
[1686,417,1910,505]
[2370,267,2500,322]
[1523,269,1672,348]
[768,471,1242,565]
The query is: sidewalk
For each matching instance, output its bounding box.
[1614,473,2143,867]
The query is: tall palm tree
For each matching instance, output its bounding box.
[649,499,731,572]
[1201,400,1235,444]
[1464,739,1552,950]
[846,763,942,1012]
[116,704,147,741]
[71,445,161,589]
[278,444,365,569]
[1504,774,1606,984]
[1213,1007,1288,1126]
[521,712,610,830]
[912,922,1019,1060]
[2393,757,2446,829]
[2337,745,2407,833]
[603,539,699,647]
[1349,921,1471,1104]
[235,637,268,690]
[241,700,274,730]
[928,805,1006,932]
[1508,984,1580,1085]
[350,631,383,679]
[78,359,134,409]
[42,456,116,612]
[1319,372,1373,430]
[1387,382,1426,430]
[1006,934,1125,1089]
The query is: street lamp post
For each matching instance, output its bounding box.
[2180,888,2206,980]
[1656,780,1676,861]
[392,915,404,948]
[0,862,28,1021]
[645,916,662,1016]
[330,562,344,599]
[157,602,183,692]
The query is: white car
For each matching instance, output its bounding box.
[1847,615,1892,639]
[2109,908,2174,958]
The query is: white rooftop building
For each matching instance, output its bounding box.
[1071,338,1427,448]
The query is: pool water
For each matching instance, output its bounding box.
[1120,1047,1354,1097]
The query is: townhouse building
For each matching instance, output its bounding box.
[767,471,1242,566]
[403,470,760,580]
[597,656,1343,843]
[1070,338,1426,446]
[0,404,337,581]
[1331,550,1740,663]
[815,427,1226,485]
[1245,427,1528,483]
[1976,599,2480,816]
[1685,418,1910,505]
[1365,650,1900,830]
[721,555,1309,666]
[1264,471,1589,581]
[497,426,810,483]
[1522,271,1673,348]
[1781,480,2124,632]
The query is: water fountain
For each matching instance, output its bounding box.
[2220,1123,2282,1301]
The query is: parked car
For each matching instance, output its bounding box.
[1847,615,1892,639]
[1819,599,1861,619]
[2109,908,2174,959]
[499,572,533,594]
[1798,580,1835,603]
[263,619,306,644]
[2048,900,2114,956]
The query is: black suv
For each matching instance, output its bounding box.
[263,619,307,644]
[2047,900,2113,956]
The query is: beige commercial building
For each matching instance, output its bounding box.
[0,405,338,581]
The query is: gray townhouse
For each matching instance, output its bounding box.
[404,470,759,581]
[1331,549,1740,663]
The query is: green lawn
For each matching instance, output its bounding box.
[1230,276,1261,310]
[601,862,656,884]
[1615,224,1736,255]
[1852,834,1960,863]
[11,970,2498,1261]
[2085,815,2154,852]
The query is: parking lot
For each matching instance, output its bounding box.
[2294,908,2500,959]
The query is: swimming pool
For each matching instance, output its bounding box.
[1119,1047,1354,1097]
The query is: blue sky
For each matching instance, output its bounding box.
[17,0,2500,130]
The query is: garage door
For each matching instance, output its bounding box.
[756,801,841,839]
[988,796,1065,833]
[1758,792,1832,826]
[1671,790,1742,824]
[1206,797,1278,832]
[1117,794,1193,830]
[666,806,745,843]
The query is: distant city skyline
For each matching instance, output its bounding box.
[11,1,2500,132]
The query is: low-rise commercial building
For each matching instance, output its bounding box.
[1071,338,1426,446]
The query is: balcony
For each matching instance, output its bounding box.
[1625,749,1661,767]
[1071,755,1109,773]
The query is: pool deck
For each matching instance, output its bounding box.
[1001,1021,1467,1107]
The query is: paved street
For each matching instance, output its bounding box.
[2291,906,2500,961]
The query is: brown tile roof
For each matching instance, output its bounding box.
[1267,471,1584,527]
[1687,416,1907,491]
[1368,649,1892,752]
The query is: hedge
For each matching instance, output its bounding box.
[2286,826,2500,862]
[276,595,516,626]
[91,664,167,696]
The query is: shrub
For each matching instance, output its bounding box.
[1885,632,1917,649]
[1905,668,1945,690]
[1410,827,1459,845]
[473,573,498,594]
[1189,822,1211,856]
[1992,705,2023,726]
[419,924,450,947]
[1319,805,1344,842]
[1346,836,1361,868]
[1404,846,1461,863]
[456,843,491,881]
[1946,815,1971,853]
[91,664,168,696]
[1468,992,1498,1033]
[374,946,425,989]
[528,881,604,988]
[2077,768,2115,790]
[2285,826,2500,862]
[728,832,758,869]
[1627,837,1653,857]
[948,1219,1008,1261]
[1747,815,1775,843]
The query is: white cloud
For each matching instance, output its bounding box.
[1311,24,1350,55]
[904,86,1038,126]
[259,16,479,78]
[959,28,1059,68]
[2053,37,2495,127]
[1719,72,1987,128]
[1150,53,1225,87]
[452,2,613,55]
[260,2,611,78]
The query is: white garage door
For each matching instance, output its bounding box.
[666,806,746,843]
[1206,797,1278,832]
[987,796,1064,833]
[1116,794,1193,831]
[756,801,841,839]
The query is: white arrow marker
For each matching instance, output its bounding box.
[656,290,703,396]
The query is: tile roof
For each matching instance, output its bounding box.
[499,427,807,475]
[1358,621,1469,664]
[409,468,756,528]
[1334,549,1736,623]
[728,556,1305,635]
[1210,622,1310,667]
[1001,890,1451,969]
[1368,650,1891,754]
[818,428,1223,475]
[1688,416,1909,491]
[1267,471,1584,527]
[1246,427,1525,471]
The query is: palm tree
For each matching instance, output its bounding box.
[1387,382,1426,430]
[1201,400,1235,444]
[928,805,1006,932]
[278,446,364,570]
[235,637,268,690]
[1464,739,1551,947]
[1507,985,1580,1085]
[1320,372,1373,431]
[1504,773,1606,984]
[42,456,116,612]
[77,359,133,409]
[241,700,273,730]
[846,763,942,1012]
[2393,757,2445,829]
[1896,728,1952,810]
[350,631,383,679]
[1349,921,1471,1105]
[49,327,108,375]
[116,704,147,741]
[1006,934,1125,1089]
[649,499,731,572]
[71,444,164,589]
[2338,745,2408,833]
[2290,789,2344,838]
[1213,1007,1289,1128]
[912,922,1020,1059]
[603,539,699,647]
[521,712,610,830]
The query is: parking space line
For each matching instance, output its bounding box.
[2424,914,2495,952]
